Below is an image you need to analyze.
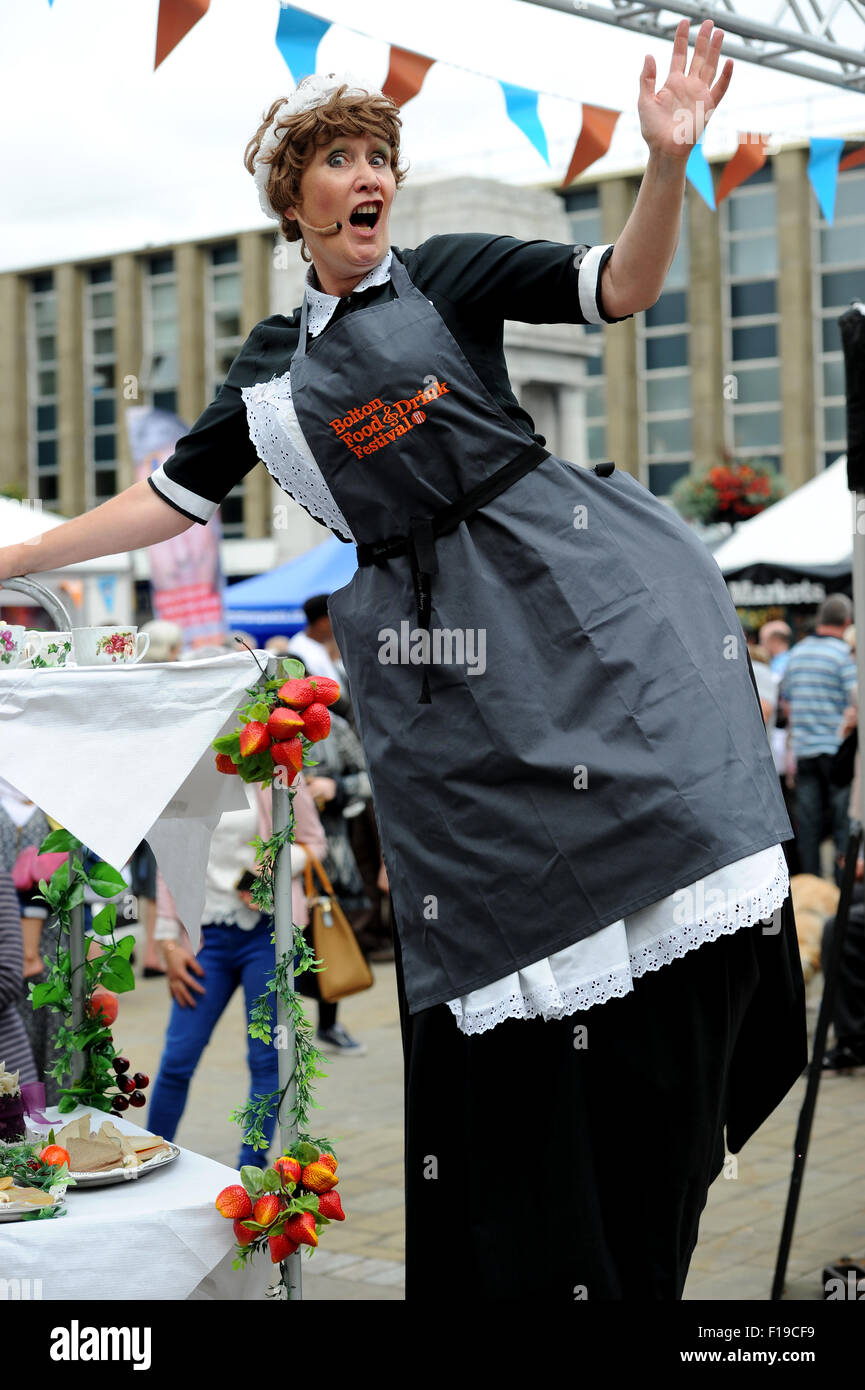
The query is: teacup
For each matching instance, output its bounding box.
[0,625,40,670]
[24,630,73,669]
[71,626,150,666]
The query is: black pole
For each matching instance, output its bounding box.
[770,828,862,1300]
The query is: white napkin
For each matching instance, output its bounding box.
[0,651,271,949]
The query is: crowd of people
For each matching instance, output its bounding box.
[2,589,863,1159]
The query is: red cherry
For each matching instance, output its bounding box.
[132,1073,149,1090]
[128,1091,146,1108]
[111,1094,129,1112]
[118,1075,136,1094]
[112,1057,130,1075]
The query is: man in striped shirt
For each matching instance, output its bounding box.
[780,595,858,882]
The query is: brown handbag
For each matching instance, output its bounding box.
[297,844,374,1002]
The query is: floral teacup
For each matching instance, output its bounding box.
[24,630,73,669]
[0,625,40,669]
[71,626,150,666]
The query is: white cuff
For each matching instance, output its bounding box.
[148,465,218,525]
[154,915,182,942]
[575,243,615,326]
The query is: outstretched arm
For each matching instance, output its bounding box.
[0,477,193,584]
[601,18,733,319]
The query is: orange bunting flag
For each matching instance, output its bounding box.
[715,133,769,203]
[839,144,865,172]
[560,104,620,188]
[155,0,210,70]
[381,45,435,107]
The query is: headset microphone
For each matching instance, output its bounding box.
[294,214,342,235]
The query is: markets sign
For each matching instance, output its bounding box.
[726,578,827,606]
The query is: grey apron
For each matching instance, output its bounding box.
[289,250,794,1014]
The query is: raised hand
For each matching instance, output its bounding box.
[638,18,733,159]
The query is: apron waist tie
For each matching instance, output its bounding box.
[356,445,616,703]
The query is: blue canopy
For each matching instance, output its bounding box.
[223,536,357,639]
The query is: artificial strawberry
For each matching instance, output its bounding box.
[316,1152,337,1174]
[215,753,240,775]
[299,703,331,743]
[317,1190,345,1221]
[308,677,340,707]
[273,1155,302,1185]
[267,707,305,741]
[284,1211,318,1248]
[233,1217,257,1247]
[239,721,271,757]
[278,677,316,709]
[252,1193,282,1227]
[268,1232,299,1263]
[215,1185,253,1220]
[270,738,304,783]
[301,1160,338,1194]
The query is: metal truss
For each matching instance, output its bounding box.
[521,0,865,92]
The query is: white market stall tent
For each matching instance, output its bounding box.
[0,495,135,626]
[712,455,853,608]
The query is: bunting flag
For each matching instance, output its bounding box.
[839,143,865,172]
[499,81,550,166]
[275,2,331,83]
[561,104,620,188]
[685,132,715,209]
[382,45,435,107]
[808,136,845,223]
[154,0,210,71]
[715,132,769,203]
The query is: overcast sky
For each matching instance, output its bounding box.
[2,0,864,271]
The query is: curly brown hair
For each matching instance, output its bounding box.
[244,80,408,263]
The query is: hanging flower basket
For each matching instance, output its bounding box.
[670,454,788,527]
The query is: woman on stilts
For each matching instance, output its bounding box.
[0,18,806,1300]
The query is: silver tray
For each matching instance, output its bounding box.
[67,1142,180,1187]
[0,1196,66,1221]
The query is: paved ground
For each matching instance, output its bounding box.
[119,940,864,1302]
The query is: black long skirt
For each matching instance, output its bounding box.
[393,890,807,1301]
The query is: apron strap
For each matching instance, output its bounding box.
[356,439,553,704]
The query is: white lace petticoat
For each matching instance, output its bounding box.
[446,842,790,1034]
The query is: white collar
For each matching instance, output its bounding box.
[303,249,393,336]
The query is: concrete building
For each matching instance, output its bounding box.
[1,140,863,610]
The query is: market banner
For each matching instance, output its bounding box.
[125,406,227,649]
[500,80,550,165]
[154,0,210,71]
[561,104,620,187]
[275,2,331,82]
[715,132,769,203]
[685,131,715,209]
[382,44,435,107]
[808,136,845,223]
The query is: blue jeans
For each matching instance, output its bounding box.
[147,917,279,1169]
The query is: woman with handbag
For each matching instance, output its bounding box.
[147,774,328,1168]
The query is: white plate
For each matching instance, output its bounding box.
[0,1196,66,1221]
[67,1142,180,1187]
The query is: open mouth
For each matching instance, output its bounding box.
[348,200,382,230]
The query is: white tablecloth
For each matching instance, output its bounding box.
[1,1107,270,1300]
[0,651,272,949]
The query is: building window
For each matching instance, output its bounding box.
[82,263,118,507]
[813,162,865,470]
[720,162,781,471]
[205,240,245,536]
[27,272,59,505]
[636,206,691,496]
[142,251,179,415]
[561,187,607,464]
